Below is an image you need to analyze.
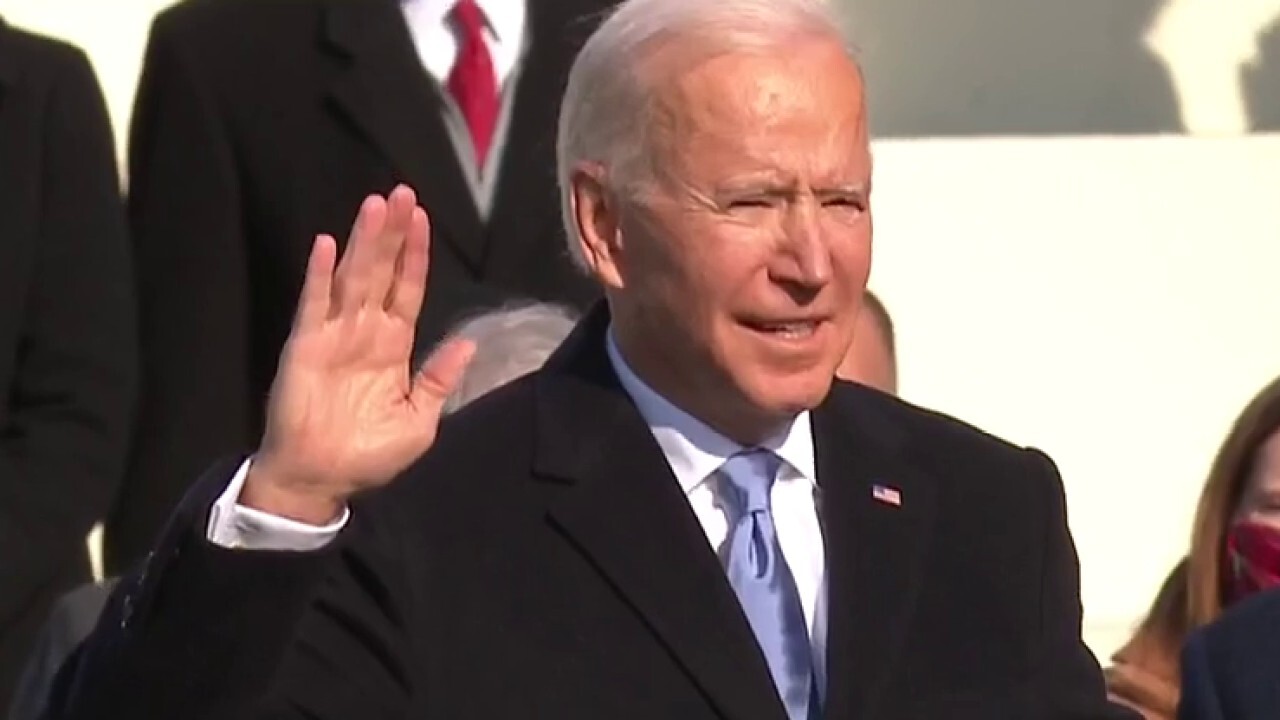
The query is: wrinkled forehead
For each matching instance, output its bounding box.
[645,42,870,184]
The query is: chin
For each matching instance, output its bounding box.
[740,368,835,418]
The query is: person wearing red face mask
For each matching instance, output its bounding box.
[1222,520,1280,602]
[1105,375,1280,720]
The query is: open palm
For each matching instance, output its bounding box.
[246,186,473,522]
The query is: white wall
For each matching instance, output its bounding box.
[4,0,1279,662]
[0,0,169,167]
[871,135,1280,656]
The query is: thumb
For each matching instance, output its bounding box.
[410,336,476,412]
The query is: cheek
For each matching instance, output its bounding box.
[831,233,873,324]
[689,226,777,294]
[829,212,872,256]
[852,223,874,273]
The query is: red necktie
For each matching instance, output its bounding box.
[447,0,499,171]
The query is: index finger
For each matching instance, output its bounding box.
[293,233,337,331]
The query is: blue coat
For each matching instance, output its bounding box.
[1178,588,1280,719]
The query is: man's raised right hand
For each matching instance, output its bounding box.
[240,185,475,525]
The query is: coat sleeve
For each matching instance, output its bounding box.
[0,42,135,631]
[106,10,254,573]
[44,461,418,720]
[1023,450,1142,720]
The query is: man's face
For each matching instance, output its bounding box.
[836,305,897,394]
[594,39,872,441]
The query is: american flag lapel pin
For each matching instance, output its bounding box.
[871,483,902,507]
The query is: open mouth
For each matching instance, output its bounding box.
[742,320,823,340]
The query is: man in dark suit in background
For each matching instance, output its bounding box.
[105,0,617,573]
[0,19,135,710]
[54,0,1133,718]
[1178,588,1280,719]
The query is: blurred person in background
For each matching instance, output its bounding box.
[1107,375,1280,720]
[440,302,578,413]
[7,580,116,720]
[835,289,896,394]
[1177,586,1280,719]
[0,18,135,711]
[106,0,620,574]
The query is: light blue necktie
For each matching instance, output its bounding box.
[720,449,817,720]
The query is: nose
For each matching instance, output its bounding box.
[773,199,833,291]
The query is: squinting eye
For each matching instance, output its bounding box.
[822,197,865,211]
[729,199,773,209]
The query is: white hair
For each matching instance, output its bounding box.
[556,0,858,270]
[442,302,580,413]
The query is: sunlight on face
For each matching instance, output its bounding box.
[1236,429,1280,530]
[607,38,873,441]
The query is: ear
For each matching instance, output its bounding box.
[569,162,625,290]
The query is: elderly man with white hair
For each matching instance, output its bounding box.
[44,1,1133,718]
[440,302,579,413]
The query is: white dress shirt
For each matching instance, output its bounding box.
[402,0,528,207]
[207,331,829,679]
[604,334,828,686]
[401,0,526,89]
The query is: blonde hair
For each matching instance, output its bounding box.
[1111,375,1280,702]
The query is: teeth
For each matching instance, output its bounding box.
[759,322,815,336]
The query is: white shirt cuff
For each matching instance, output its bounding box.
[205,457,350,551]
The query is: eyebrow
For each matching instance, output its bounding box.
[717,171,868,188]
[713,181,870,199]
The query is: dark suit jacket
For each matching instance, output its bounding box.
[105,0,613,572]
[51,306,1132,719]
[0,19,135,711]
[1178,588,1280,720]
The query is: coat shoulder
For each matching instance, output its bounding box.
[824,381,1064,526]
[1198,588,1280,660]
[0,21,94,88]
[153,0,318,35]
[147,0,323,72]
[829,381,1038,471]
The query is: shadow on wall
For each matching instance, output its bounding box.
[839,0,1183,136]
[1244,16,1280,131]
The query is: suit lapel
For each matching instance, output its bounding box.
[535,305,787,720]
[320,0,485,268]
[0,21,32,333]
[484,0,614,268]
[814,386,937,720]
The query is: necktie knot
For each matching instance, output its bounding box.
[451,0,486,39]
[719,449,781,516]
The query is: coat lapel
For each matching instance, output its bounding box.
[484,0,614,268]
[320,0,485,268]
[813,385,937,720]
[0,21,33,335]
[534,305,787,720]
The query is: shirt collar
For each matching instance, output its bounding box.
[406,0,525,45]
[605,329,817,495]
